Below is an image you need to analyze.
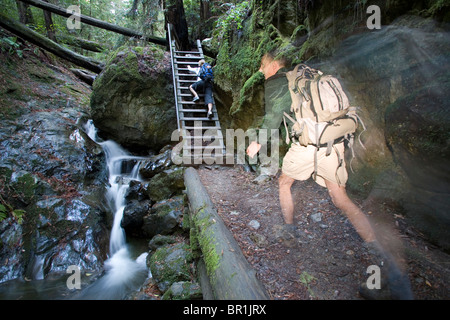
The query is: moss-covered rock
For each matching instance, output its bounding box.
[90,45,176,152]
[162,281,202,300]
[146,167,185,201]
[147,241,194,292]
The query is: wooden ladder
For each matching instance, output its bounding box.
[168,25,226,165]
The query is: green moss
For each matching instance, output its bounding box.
[148,242,194,289]
[0,167,13,185]
[232,71,265,115]
[192,209,221,281]
[12,173,38,204]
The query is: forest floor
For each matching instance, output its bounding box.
[196,165,450,300]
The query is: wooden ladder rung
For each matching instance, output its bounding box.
[174,55,203,60]
[183,126,221,130]
[182,135,224,140]
[174,50,202,55]
[181,116,218,121]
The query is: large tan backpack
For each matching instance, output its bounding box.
[283,64,366,174]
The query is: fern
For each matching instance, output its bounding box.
[0,203,25,224]
[0,204,6,222]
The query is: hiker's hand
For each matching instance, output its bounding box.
[246,141,261,158]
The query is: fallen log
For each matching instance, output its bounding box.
[17,0,167,46]
[58,35,105,52]
[184,167,269,300]
[70,68,96,85]
[0,13,103,73]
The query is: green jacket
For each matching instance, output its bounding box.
[260,68,292,137]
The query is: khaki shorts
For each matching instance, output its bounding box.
[281,142,348,187]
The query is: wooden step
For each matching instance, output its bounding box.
[173,61,201,65]
[177,79,197,83]
[183,126,221,130]
[174,50,202,54]
[181,116,218,121]
[179,93,204,97]
[182,135,224,140]
[179,109,210,113]
[178,100,207,105]
[174,55,203,59]
[175,73,197,77]
[187,146,223,150]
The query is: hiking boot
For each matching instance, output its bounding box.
[252,174,270,184]
[192,96,199,102]
[360,241,414,300]
[273,224,299,247]
[207,111,213,119]
[359,264,413,300]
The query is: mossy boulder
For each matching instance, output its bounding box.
[90,45,176,152]
[162,281,202,300]
[147,241,194,292]
[146,167,185,201]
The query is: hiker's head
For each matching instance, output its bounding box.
[198,59,206,67]
[259,51,288,80]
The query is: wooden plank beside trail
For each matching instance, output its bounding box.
[184,167,269,300]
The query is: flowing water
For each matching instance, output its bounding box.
[73,120,149,299]
[0,120,150,299]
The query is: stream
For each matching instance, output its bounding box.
[72,120,149,299]
[0,120,150,300]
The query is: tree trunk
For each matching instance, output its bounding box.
[15,0,34,25]
[70,68,96,85]
[0,13,103,73]
[16,0,167,46]
[184,167,269,300]
[165,0,190,51]
[199,0,211,39]
[42,0,56,42]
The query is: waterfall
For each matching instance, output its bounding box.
[77,120,149,299]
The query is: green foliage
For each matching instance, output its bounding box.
[299,271,316,297]
[0,37,23,58]
[214,1,250,42]
[0,203,25,224]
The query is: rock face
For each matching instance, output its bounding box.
[0,51,110,283]
[324,16,450,248]
[90,45,177,152]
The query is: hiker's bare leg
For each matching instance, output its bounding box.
[325,179,376,243]
[189,85,198,98]
[279,173,295,224]
[207,103,213,113]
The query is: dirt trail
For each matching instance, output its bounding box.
[196,165,449,300]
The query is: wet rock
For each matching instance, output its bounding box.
[145,167,185,201]
[139,145,173,179]
[121,199,152,237]
[142,195,185,238]
[124,180,151,202]
[147,242,194,292]
[148,234,177,252]
[162,281,202,300]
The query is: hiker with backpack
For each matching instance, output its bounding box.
[246,50,413,300]
[189,59,214,119]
